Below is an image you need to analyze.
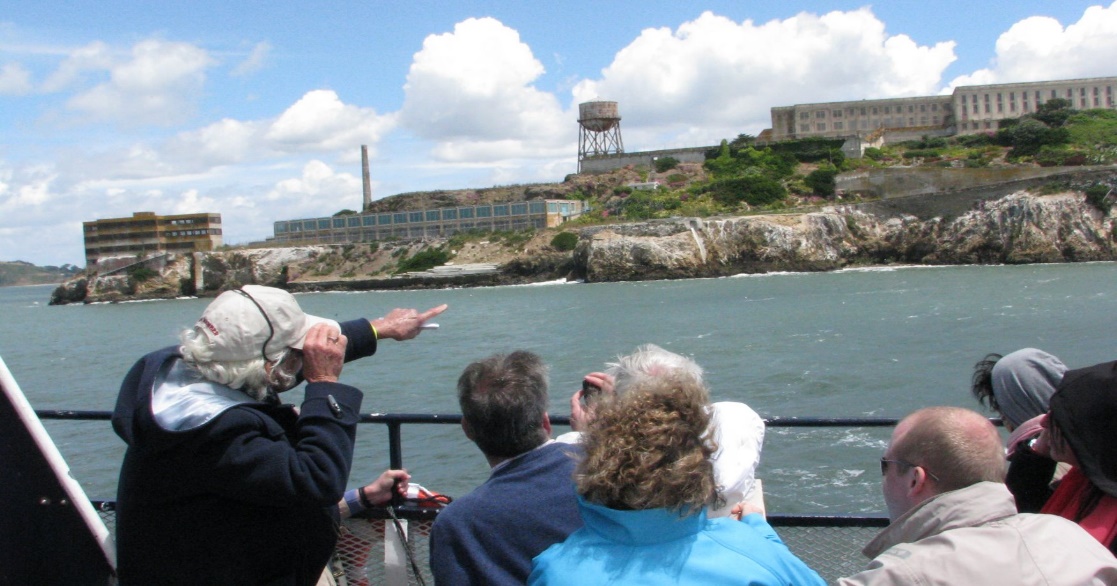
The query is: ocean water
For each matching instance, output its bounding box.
[2,262,1115,515]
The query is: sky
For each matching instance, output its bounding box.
[2,1,1116,267]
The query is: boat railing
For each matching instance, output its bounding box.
[38,410,906,584]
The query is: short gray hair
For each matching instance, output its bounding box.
[180,326,292,402]
[458,351,550,459]
[606,344,704,396]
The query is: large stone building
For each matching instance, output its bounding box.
[83,211,222,267]
[766,75,1117,143]
[272,199,586,244]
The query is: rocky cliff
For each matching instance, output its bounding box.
[50,189,1115,304]
[574,190,1114,281]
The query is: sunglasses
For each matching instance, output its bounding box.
[880,457,940,482]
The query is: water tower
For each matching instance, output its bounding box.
[577,101,623,172]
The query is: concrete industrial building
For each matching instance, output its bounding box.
[272,199,586,245]
[765,75,1117,143]
[83,211,222,267]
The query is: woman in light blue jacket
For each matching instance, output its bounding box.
[528,373,823,586]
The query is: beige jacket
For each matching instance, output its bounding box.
[839,482,1117,585]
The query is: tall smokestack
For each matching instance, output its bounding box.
[361,145,372,211]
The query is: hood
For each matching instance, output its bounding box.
[112,348,258,454]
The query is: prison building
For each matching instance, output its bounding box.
[767,75,1117,142]
[272,199,586,245]
[83,211,222,267]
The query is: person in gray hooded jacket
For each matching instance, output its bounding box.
[840,406,1117,586]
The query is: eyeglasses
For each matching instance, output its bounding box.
[880,457,940,482]
[234,288,275,363]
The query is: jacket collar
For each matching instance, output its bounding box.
[864,481,1018,558]
[578,495,707,545]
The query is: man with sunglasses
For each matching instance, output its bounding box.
[840,406,1117,585]
[112,285,445,585]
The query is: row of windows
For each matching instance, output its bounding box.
[799,103,946,120]
[960,86,1113,105]
[85,240,215,255]
[84,228,221,242]
[85,217,220,232]
[799,116,942,133]
[278,202,551,233]
[275,218,546,242]
[964,95,1115,116]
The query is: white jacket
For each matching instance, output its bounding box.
[840,481,1117,585]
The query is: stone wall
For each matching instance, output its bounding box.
[580,146,711,174]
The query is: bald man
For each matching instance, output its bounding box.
[840,406,1117,585]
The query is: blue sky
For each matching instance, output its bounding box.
[2,1,1116,267]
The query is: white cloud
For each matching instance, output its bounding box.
[948,2,1117,88]
[0,62,32,95]
[399,17,571,161]
[266,89,396,152]
[40,41,115,93]
[231,41,271,77]
[64,39,215,126]
[572,9,956,146]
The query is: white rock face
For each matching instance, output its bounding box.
[577,192,1114,281]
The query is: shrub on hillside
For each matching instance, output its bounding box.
[703,175,786,206]
[1085,184,1113,213]
[654,156,680,173]
[395,247,451,273]
[805,165,839,197]
[551,231,579,251]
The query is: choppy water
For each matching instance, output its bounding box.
[2,262,1115,515]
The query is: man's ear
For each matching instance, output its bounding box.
[461,418,475,442]
[542,413,552,436]
[908,466,935,498]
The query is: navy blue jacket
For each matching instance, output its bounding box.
[429,442,583,586]
[112,319,377,586]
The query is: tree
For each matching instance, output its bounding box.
[996,118,1069,157]
[550,231,579,251]
[805,165,839,196]
[1033,98,1074,127]
[653,156,680,173]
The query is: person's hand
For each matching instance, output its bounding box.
[362,469,411,506]
[730,501,765,521]
[370,304,448,341]
[569,372,615,431]
[301,323,347,383]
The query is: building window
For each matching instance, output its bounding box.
[816,111,826,118]
[860,107,867,115]
[1010,102,1016,112]
[476,206,491,218]
[885,106,892,114]
[318,219,330,230]
[871,107,878,114]
[459,207,474,219]
[362,215,375,226]
[443,209,458,220]
[919,104,926,112]
[932,103,939,111]
[529,201,545,214]
[799,124,810,132]
[393,213,407,224]
[799,111,810,120]
[833,109,842,118]
[347,217,360,228]
[426,210,440,222]
[817,123,826,131]
[378,214,391,225]
[997,103,1003,113]
[972,104,978,114]
[834,121,843,130]
[511,203,528,215]
[985,104,991,113]
[493,205,509,216]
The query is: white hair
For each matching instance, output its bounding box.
[179,327,295,402]
[606,344,705,396]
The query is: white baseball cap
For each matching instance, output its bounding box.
[195,285,339,362]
